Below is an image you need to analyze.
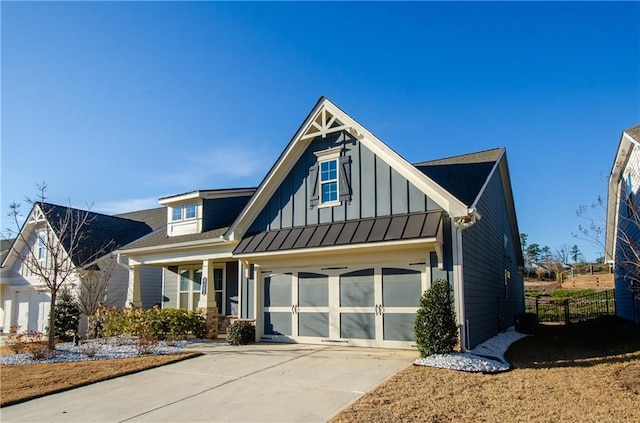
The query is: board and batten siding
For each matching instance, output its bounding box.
[461,164,524,348]
[248,131,439,233]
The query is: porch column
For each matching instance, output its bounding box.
[253,264,262,343]
[198,260,218,339]
[126,266,142,308]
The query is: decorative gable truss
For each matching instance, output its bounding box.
[300,107,352,141]
[226,97,472,242]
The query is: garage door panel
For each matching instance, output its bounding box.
[340,269,374,307]
[264,273,292,307]
[383,313,415,341]
[298,312,329,337]
[340,313,375,339]
[298,273,328,307]
[382,268,422,307]
[264,312,292,336]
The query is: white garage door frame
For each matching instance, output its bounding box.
[261,262,429,349]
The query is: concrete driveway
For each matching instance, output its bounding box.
[0,342,417,422]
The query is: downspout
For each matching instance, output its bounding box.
[453,208,480,352]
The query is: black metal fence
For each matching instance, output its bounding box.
[525,289,616,324]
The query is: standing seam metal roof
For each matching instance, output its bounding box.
[234,211,441,255]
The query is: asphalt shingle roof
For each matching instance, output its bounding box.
[413,148,504,206]
[625,124,640,142]
[121,226,229,250]
[37,203,162,266]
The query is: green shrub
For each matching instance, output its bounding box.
[414,279,459,357]
[101,306,206,340]
[227,320,255,346]
[51,289,81,340]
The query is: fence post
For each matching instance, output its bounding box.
[564,299,570,324]
[535,297,539,321]
[606,290,609,315]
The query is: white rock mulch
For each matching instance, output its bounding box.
[414,327,528,373]
[0,338,198,366]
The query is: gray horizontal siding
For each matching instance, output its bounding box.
[461,165,523,348]
[162,266,179,309]
[249,131,438,233]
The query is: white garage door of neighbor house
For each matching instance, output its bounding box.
[15,290,51,333]
[262,264,427,349]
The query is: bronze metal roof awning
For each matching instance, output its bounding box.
[234,211,442,255]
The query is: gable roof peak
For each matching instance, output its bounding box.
[623,123,640,143]
[413,147,505,167]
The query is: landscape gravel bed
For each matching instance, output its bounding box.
[0,337,198,365]
[414,327,528,373]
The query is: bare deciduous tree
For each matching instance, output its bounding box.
[5,184,112,349]
[77,254,117,338]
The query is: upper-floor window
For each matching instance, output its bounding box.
[310,147,351,208]
[172,203,197,221]
[37,233,46,261]
[320,159,338,204]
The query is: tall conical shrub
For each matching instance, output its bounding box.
[414,279,459,357]
[52,288,80,340]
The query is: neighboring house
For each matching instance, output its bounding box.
[125,97,524,349]
[605,123,640,324]
[0,202,165,334]
[117,188,256,337]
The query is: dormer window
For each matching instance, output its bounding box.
[172,203,197,221]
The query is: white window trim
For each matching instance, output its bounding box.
[171,203,198,222]
[178,266,202,311]
[314,147,342,208]
[37,232,46,262]
[212,266,226,316]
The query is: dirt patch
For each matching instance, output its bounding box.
[618,362,640,395]
[332,317,640,423]
[0,345,14,355]
[0,352,201,406]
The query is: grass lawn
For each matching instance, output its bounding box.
[332,317,640,422]
[0,351,201,407]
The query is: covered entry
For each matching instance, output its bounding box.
[261,264,427,348]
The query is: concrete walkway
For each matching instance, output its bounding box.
[0,342,417,422]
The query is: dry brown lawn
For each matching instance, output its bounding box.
[0,352,200,407]
[332,317,640,423]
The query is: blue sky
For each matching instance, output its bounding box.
[2,1,639,261]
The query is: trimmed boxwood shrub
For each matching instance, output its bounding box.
[414,279,459,357]
[227,320,255,346]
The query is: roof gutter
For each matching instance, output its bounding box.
[116,236,230,255]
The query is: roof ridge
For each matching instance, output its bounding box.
[413,147,504,166]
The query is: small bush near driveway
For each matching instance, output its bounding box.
[227,320,255,345]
